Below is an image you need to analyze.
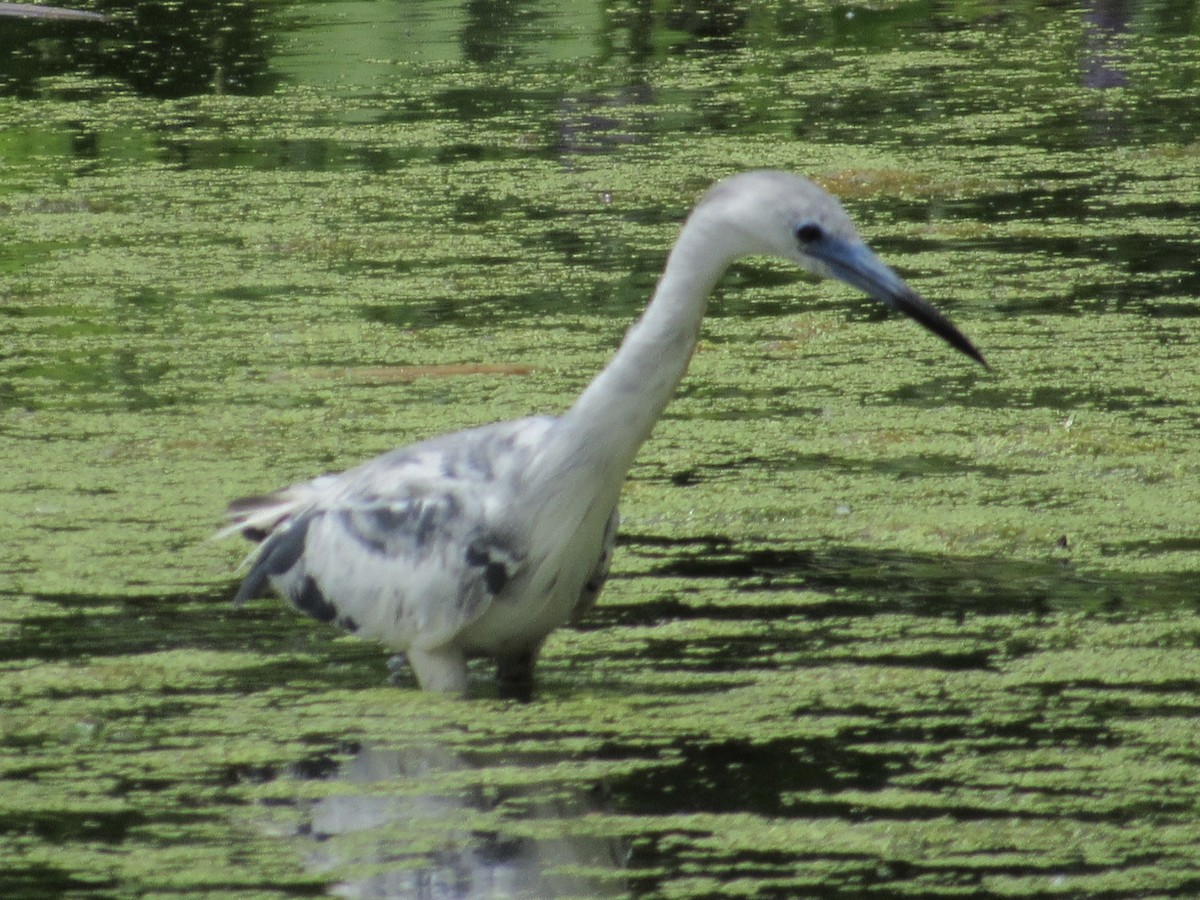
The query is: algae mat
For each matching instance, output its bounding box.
[2,1,1200,897]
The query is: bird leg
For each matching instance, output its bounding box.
[406,646,469,695]
[495,648,539,702]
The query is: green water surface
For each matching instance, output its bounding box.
[2,1,1200,897]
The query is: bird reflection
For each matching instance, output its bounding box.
[261,743,629,899]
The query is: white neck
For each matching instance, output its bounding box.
[539,205,738,493]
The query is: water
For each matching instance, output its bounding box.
[2,1,1200,897]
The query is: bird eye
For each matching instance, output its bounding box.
[795,222,824,245]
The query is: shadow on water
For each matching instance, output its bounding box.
[609,532,1195,620]
[4,532,1194,668]
[250,742,628,899]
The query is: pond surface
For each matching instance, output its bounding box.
[3,0,1200,897]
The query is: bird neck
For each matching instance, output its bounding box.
[546,211,735,488]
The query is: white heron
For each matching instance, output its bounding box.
[223,170,986,699]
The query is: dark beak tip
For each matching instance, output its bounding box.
[889,289,986,371]
[960,341,989,370]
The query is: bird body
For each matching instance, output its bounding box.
[226,414,614,695]
[224,170,985,698]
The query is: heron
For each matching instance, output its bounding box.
[222,170,986,700]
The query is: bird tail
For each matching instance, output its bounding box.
[209,490,306,583]
[213,493,295,541]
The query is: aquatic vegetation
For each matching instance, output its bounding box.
[3,1,1200,896]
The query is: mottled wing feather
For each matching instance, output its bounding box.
[229,417,554,651]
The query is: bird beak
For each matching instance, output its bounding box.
[810,238,988,369]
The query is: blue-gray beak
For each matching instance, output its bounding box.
[813,238,988,368]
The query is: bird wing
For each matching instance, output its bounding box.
[570,505,619,624]
[227,417,555,651]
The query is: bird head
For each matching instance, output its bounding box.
[695,170,987,368]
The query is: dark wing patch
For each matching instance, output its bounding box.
[484,562,509,595]
[233,513,314,605]
[466,541,513,596]
[338,497,461,557]
[293,575,337,624]
[233,515,345,627]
